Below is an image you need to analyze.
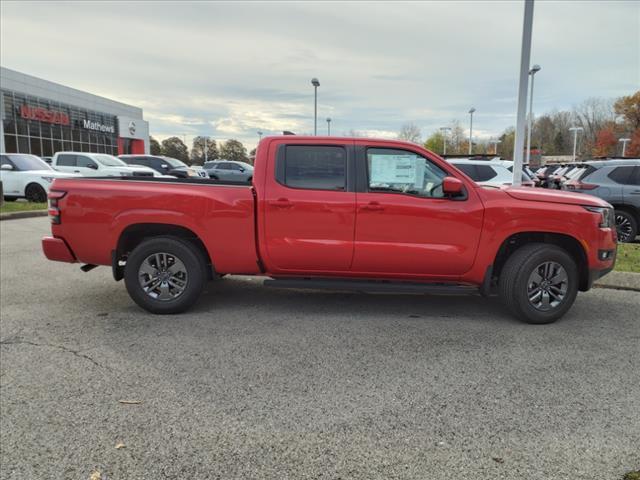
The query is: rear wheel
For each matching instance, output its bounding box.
[25,183,47,203]
[614,210,637,243]
[124,236,207,314]
[499,243,578,324]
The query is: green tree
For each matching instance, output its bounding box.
[190,136,218,165]
[149,136,162,155]
[423,131,445,154]
[498,127,516,160]
[219,139,248,162]
[161,136,189,163]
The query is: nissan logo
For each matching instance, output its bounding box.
[128,121,136,136]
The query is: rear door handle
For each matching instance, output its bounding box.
[74,170,80,173]
[268,198,293,208]
[361,202,384,211]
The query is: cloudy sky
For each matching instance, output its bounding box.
[1,1,638,149]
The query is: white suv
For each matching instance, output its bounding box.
[51,152,162,178]
[1,153,80,202]
[447,158,534,187]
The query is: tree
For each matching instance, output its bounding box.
[423,131,444,154]
[627,128,640,157]
[149,136,162,155]
[593,128,617,157]
[498,127,516,160]
[614,91,640,130]
[190,136,218,165]
[397,122,422,144]
[161,137,189,162]
[219,139,248,162]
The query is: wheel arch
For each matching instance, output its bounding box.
[113,223,214,281]
[610,203,639,222]
[492,231,589,292]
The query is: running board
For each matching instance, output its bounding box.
[263,277,479,295]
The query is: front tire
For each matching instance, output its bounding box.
[25,183,47,203]
[614,210,638,243]
[124,236,207,314]
[499,243,578,324]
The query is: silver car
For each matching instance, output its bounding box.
[203,160,253,183]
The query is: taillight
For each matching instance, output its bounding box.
[566,181,597,191]
[48,190,66,224]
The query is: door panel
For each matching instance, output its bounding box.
[352,145,483,276]
[263,143,356,272]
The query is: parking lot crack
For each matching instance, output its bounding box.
[0,337,106,370]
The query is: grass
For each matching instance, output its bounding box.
[623,471,640,480]
[616,243,640,273]
[0,201,47,214]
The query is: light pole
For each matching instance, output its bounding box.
[569,126,584,162]
[468,108,476,155]
[619,138,631,157]
[492,139,502,155]
[311,78,320,135]
[439,127,451,155]
[526,64,541,165]
[204,136,207,163]
[257,131,263,142]
[326,118,331,135]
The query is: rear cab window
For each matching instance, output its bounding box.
[56,154,77,167]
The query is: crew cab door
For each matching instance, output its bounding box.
[262,142,356,272]
[352,143,483,276]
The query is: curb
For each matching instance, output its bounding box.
[0,210,48,221]
[594,271,640,292]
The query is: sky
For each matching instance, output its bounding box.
[1,1,638,150]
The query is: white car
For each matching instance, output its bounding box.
[1,153,80,202]
[51,152,165,178]
[447,159,534,187]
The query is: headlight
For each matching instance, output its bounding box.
[41,176,54,183]
[584,206,614,228]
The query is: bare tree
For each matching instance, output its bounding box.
[397,122,422,144]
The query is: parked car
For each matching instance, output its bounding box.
[563,159,640,242]
[1,153,79,202]
[119,155,204,178]
[535,165,563,188]
[447,159,534,187]
[42,136,617,324]
[203,160,253,182]
[51,152,162,178]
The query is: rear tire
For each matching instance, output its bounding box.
[499,243,578,324]
[124,236,207,314]
[3,196,18,202]
[25,183,47,203]
[614,210,638,243]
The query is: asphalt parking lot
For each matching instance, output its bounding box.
[1,217,639,480]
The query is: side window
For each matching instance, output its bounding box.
[283,146,346,190]
[77,156,97,168]
[367,148,447,198]
[229,163,243,171]
[56,154,77,167]
[630,166,640,186]
[608,166,635,185]
[474,165,498,182]
[452,163,476,179]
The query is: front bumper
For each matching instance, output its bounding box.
[42,236,76,263]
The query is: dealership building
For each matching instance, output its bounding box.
[1,66,149,157]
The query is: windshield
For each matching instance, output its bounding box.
[3,154,52,171]
[162,157,188,168]
[94,154,126,167]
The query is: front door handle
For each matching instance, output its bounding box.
[268,198,293,208]
[361,201,384,211]
[74,170,81,173]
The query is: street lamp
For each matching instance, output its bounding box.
[526,64,541,165]
[326,118,331,135]
[439,127,451,155]
[619,138,631,157]
[311,78,320,135]
[257,131,263,141]
[468,107,476,155]
[569,126,584,162]
[492,139,502,155]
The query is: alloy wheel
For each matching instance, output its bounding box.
[527,261,568,311]
[138,252,188,301]
[615,214,633,242]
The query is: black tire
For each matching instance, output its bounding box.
[3,196,18,202]
[614,210,638,243]
[25,183,47,203]
[124,236,207,314]
[499,243,579,324]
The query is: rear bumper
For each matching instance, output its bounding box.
[42,236,76,263]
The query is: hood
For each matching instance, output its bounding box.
[503,186,611,208]
[31,169,81,177]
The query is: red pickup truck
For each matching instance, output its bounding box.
[42,136,617,324]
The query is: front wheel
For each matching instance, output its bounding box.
[25,183,47,203]
[615,210,638,243]
[124,236,207,314]
[499,243,578,324]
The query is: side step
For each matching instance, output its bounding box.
[263,277,479,295]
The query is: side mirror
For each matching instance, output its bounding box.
[239,167,245,172]
[442,176,464,197]
[87,163,98,170]
[1,164,13,171]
